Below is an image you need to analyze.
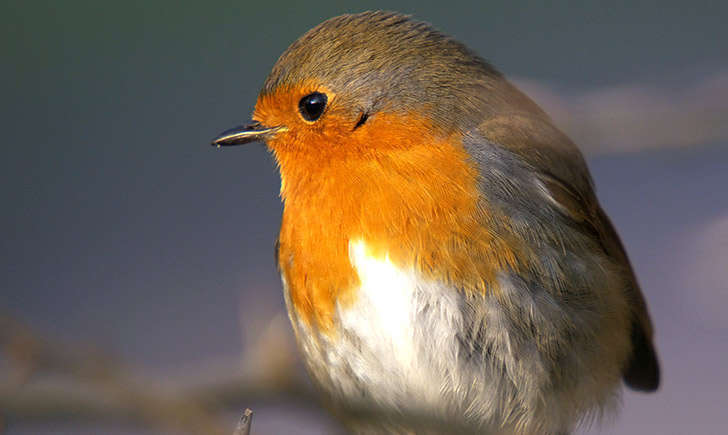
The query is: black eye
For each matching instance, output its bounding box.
[298,92,328,122]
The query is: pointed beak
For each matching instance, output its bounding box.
[211,121,286,147]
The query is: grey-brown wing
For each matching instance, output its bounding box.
[535,156,660,392]
[478,110,659,391]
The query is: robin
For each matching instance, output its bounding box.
[212,11,659,434]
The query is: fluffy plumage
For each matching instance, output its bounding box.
[242,11,659,434]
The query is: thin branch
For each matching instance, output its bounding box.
[233,408,253,435]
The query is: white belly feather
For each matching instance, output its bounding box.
[324,240,464,404]
[343,240,422,370]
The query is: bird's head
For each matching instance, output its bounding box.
[211,12,525,165]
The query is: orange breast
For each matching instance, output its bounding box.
[255,89,524,332]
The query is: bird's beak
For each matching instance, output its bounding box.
[211,121,286,147]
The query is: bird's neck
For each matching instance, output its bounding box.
[274,134,520,332]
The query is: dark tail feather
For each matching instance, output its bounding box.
[623,320,660,392]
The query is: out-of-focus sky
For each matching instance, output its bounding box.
[2,1,727,434]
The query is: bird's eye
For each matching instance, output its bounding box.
[298,92,328,122]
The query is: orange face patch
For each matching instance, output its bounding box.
[254,83,523,332]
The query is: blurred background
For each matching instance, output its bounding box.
[1,1,726,434]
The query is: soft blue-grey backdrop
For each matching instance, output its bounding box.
[2,1,727,433]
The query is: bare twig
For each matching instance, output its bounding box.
[233,408,253,435]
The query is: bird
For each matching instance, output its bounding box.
[212,11,660,434]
